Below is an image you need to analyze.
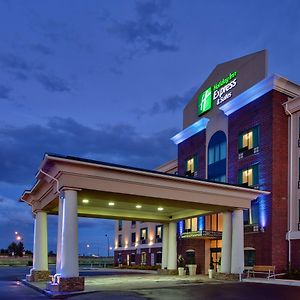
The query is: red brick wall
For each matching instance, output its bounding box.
[178,130,206,178]
[228,91,273,267]
[228,90,289,272]
[177,238,205,274]
[271,90,289,271]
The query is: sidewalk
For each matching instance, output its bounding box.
[23,271,221,298]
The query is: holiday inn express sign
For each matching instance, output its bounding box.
[198,71,237,115]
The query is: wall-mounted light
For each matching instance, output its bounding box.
[108,202,115,206]
[82,199,89,204]
[157,207,164,211]
[136,204,142,209]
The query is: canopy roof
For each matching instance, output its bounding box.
[21,153,269,222]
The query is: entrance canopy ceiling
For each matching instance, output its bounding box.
[21,153,269,222]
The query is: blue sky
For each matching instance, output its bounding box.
[1,0,300,255]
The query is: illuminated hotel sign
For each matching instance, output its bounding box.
[198,71,238,115]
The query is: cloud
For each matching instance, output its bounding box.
[0,117,177,185]
[133,86,196,117]
[35,73,71,92]
[0,84,12,100]
[108,0,178,57]
[0,53,32,72]
[30,44,54,56]
[0,195,32,225]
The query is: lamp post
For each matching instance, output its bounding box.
[105,234,109,257]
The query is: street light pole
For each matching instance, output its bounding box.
[105,234,109,257]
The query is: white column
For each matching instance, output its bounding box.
[167,221,177,270]
[231,209,244,274]
[33,211,48,270]
[221,211,232,273]
[161,223,169,269]
[56,194,64,274]
[60,190,79,278]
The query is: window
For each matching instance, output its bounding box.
[118,234,122,247]
[118,220,122,231]
[155,225,163,243]
[156,252,162,264]
[131,221,136,228]
[131,232,136,245]
[141,252,147,265]
[238,164,259,188]
[244,248,256,267]
[208,131,227,181]
[140,227,148,244]
[298,200,300,222]
[244,200,259,226]
[130,253,136,264]
[186,249,196,264]
[238,126,259,158]
[185,155,198,177]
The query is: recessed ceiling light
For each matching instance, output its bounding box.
[108,202,115,206]
[157,207,164,211]
[136,205,142,209]
[82,199,89,204]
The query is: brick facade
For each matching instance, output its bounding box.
[177,238,205,274]
[178,130,206,178]
[178,89,291,273]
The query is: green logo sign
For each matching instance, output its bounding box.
[198,87,212,115]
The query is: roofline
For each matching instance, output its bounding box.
[40,153,269,195]
[171,74,300,145]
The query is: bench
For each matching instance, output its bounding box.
[247,265,276,279]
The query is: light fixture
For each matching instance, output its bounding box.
[136,204,142,209]
[82,199,89,204]
[157,207,164,211]
[108,202,115,206]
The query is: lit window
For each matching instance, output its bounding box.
[155,225,163,243]
[238,126,259,156]
[185,155,198,177]
[238,164,259,187]
[140,228,148,244]
[141,252,147,265]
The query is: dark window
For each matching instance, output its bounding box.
[156,252,162,264]
[118,220,122,231]
[208,131,227,181]
[130,253,136,263]
[118,234,122,247]
[238,164,259,188]
[185,155,198,177]
[299,158,300,180]
[140,228,148,244]
[131,221,136,228]
[131,232,136,245]
[244,249,256,267]
[299,200,300,222]
[186,250,196,264]
[155,225,163,243]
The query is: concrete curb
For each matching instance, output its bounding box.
[242,278,300,286]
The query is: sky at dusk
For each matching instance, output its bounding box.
[1,0,300,256]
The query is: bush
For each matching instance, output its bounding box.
[27,260,33,267]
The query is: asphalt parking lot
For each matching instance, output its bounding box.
[1,266,300,300]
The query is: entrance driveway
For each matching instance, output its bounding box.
[1,266,300,299]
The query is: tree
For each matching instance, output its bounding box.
[7,242,24,257]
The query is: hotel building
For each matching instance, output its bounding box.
[115,50,300,273]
